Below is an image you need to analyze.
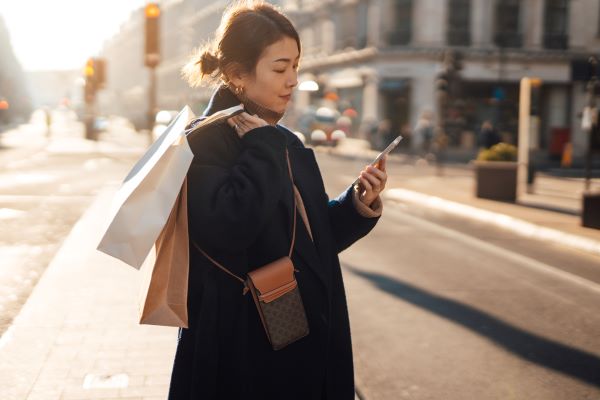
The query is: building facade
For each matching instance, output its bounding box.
[288,0,600,162]
[100,0,600,162]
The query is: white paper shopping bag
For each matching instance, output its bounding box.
[97,106,196,269]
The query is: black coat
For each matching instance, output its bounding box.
[168,86,380,400]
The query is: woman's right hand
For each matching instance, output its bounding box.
[227,112,269,138]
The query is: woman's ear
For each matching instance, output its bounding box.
[223,62,246,89]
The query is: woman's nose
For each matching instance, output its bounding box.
[288,72,298,88]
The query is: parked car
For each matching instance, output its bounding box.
[93,116,109,133]
[303,106,346,146]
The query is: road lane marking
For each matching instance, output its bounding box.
[382,201,600,296]
[0,208,25,219]
[386,188,600,258]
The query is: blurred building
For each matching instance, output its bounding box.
[26,70,82,110]
[288,0,600,163]
[0,14,32,124]
[99,0,598,164]
[98,0,226,130]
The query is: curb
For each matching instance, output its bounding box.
[385,188,600,258]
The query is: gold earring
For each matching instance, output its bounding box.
[235,86,244,95]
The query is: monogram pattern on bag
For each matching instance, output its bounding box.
[260,287,309,350]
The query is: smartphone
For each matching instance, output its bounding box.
[352,135,403,187]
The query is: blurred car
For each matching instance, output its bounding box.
[152,110,179,141]
[93,116,109,133]
[310,107,346,146]
[303,106,345,146]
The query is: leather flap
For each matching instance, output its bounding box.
[247,256,296,303]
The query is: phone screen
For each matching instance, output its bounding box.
[353,135,403,187]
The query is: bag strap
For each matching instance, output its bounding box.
[191,148,298,295]
[287,149,297,258]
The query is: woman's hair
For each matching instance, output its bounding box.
[182,1,301,88]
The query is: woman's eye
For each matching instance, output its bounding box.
[274,70,285,74]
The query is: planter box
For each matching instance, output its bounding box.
[474,161,518,202]
[582,192,600,230]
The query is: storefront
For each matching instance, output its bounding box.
[379,78,411,149]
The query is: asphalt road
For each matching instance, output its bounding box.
[316,152,600,399]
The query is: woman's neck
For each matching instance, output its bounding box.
[229,87,285,125]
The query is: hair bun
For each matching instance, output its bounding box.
[199,51,219,75]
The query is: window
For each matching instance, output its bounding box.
[356,0,368,49]
[597,2,600,37]
[335,5,357,50]
[494,0,522,48]
[388,0,412,45]
[544,0,569,49]
[343,5,357,48]
[333,11,343,50]
[447,0,471,46]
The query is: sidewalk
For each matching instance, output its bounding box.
[318,139,600,257]
[0,184,178,400]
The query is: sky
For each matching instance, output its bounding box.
[0,0,146,71]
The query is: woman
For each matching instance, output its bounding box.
[168,2,388,399]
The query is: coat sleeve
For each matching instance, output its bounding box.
[186,125,287,259]
[327,185,382,253]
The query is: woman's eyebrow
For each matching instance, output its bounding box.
[272,56,300,63]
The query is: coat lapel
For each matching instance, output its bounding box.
[283,146,332,297]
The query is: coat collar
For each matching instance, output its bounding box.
[202,85,241,117]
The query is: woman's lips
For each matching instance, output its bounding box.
[280,94,291,101]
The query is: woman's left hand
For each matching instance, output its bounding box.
[356,156,387,207]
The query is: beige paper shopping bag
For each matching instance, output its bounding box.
[97,106,195,270]
[138,177,189,328]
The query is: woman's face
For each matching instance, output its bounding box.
[234,36,299,114]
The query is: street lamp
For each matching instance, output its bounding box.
[144,3,161,144]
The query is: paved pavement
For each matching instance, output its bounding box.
[0,183,177,400]
[0,133,598,399]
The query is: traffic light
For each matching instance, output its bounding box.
[84,58,96,104]
[592,123,600,152]
[145,3,160,67]
[84,58,94,79]
[0,98,8,124]
[435,71,449,95]
[82,58,107,104]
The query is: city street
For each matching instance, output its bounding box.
[0,119,598,399]
[0,111,146,335]
[2,1,600,399]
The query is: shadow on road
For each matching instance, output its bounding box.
[344,264,600,387]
